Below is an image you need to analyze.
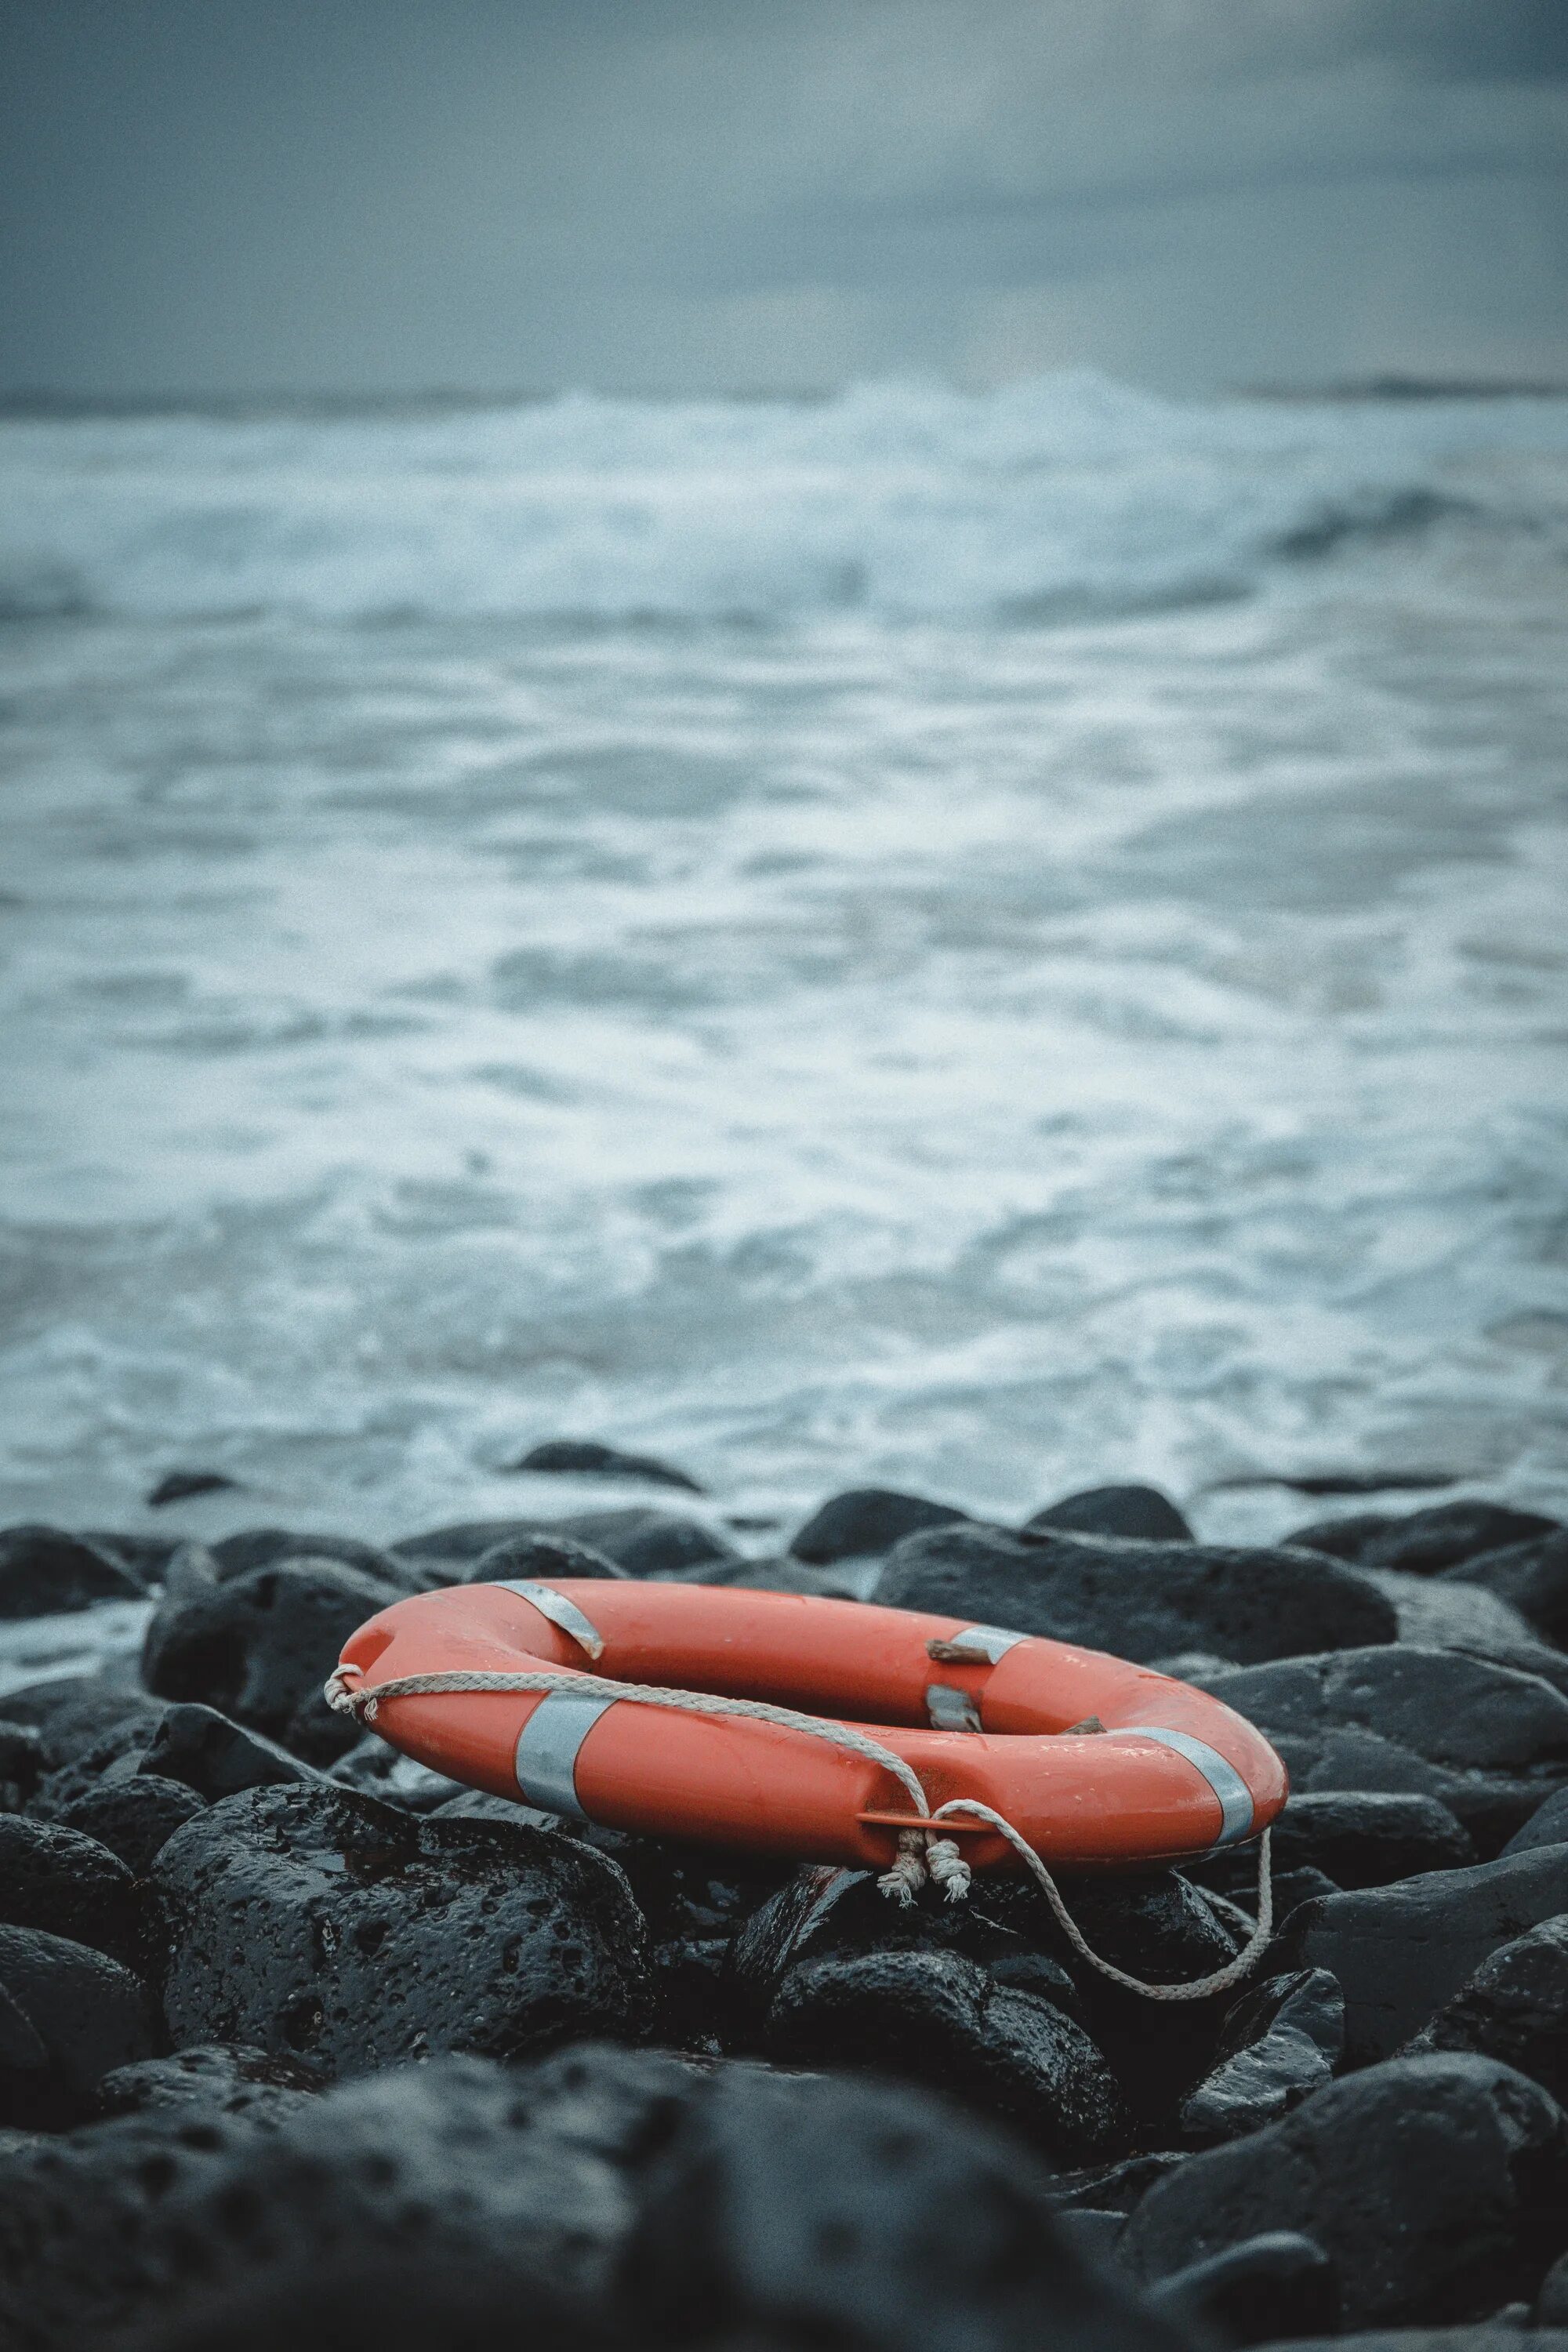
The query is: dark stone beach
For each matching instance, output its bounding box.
[7,1482,1568,2350]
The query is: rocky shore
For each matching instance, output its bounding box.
[5,1481,1568,2350]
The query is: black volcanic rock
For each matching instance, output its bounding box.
[1024,1485,1194,1542]
[141,1557,403,1762]
[511,1439,706,1493]
[0,1719,43,1809]
[0,1924,159,2129]
[1122,2053,1568,2328]
[93,2042,316,2123]
[1192,1791,1474,1896]
[56,1776,209,1875]
[1406,1914,1568,2103]
[461,1529,629,1584]
[0,1524,145,1617]
[1287,1500,1560,1573]
[789,1486,971,1563]
[875,1523,1396,1665]
[1447,1529,1568,1647]
[147,1472,240,1508]
[622,2059,1189,2352]
[153,1782,648,2074]
[0,1814,147,1970]
[1148,2230,1336,2347]
[555,1507,741,1578]
[764,1944,1131,2162]
[1195,1647,1568,1848]
[209,1528,432,1589]
[1178,1969,1343,2143]
[141,1702,324,1799]
[1280,1843,1568,2062]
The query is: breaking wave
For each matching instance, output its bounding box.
[2,372,1566,626]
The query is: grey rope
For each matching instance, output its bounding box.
[324,1663,1272,1998]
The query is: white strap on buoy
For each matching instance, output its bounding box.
[323,1662,1272,2002]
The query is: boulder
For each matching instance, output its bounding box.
[1024,1485,1194,1542]
[1280,1844,1568,2062]
[5,1676,165,1770]
[0,1925,159,2129]
[1359,1567,1568,1693]
[1191,1791,1473,1896]
[764,1944,1131,2162]
[1178,1970,1344,2143]
[153,1783,648,2074]
[1121,2053,1568,2328]
[94,2042,316,2124]
[0,1815,147,1970]
[1147,2231,1336,2347]
[141,1558,405,1762]
[875,1525,1395,1665]
[0,1524,145,1616]
[1506,1787,1568,1857]
[510,1439,705,1493]
[209,1529,433,1590]
[0,2045,691,2347]
[1196,1648,1568,1847]
[142,1703,324,1799]
[1407,1915,1568,2103]
[1287,1501,1560,1574]
[622,2060,1191,2352]
[789,1487,971,1564]
[555,1508,741,1579]
[56,1776,209,1875]
[0,1719,43,1810]
[461,1530,629,1584]
[1448,1530,1568,1648]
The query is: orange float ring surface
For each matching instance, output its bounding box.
[332,1577,1287,1876]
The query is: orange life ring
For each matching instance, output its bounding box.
[332,1577,1286,1875]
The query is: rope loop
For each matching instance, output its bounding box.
[324,1662,1272,2001]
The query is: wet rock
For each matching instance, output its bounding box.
[1504,1786,1568,1856]
[1193,1791,1474,1896]
[3,1671,166,1770]
[0,1925,159,2128]
[1024,1484,1194,1542]
[392,1515,557,1561]
[580,1826,793,1944]
[1196,1648,1568,1848]
[623,2060,1189,2352]
[1280,1843,1568,2062]
[56,1775,209,1874]
[147,1472,241,1508]
[1450,1530,1568,1649]
[1046,2149,1192,2213]
[1147,2230,1336,2347]
[1287,1501,1560,1574]
[0,1523,146,1616]
[728,1860,1082,2024]
[327,1733,464,1812]
[1406,1915,1568,2102]
[93,2042,315,2123]
[0,2045,691,2347]
[143,1702,323,1799]
[764,1943,1131,2162]
[462,1528,629,1583]
[0,1814,147,1969]
[209,1527,433,1590]
[876,1524,1395,1664]
[789,1486,971,1563]
[1360,1567,1568,1690]
[511,1439,706,1493]
[556,1506,742,1578]
[27,1724,165,1823]
[154,1781,648,2074]
[141,1557,404,1762]
[1179,1969,1344,2143]
[1121,2053,1568,2328]
[0,1719,43,1809]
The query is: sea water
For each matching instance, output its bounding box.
[2,374,1566,1556]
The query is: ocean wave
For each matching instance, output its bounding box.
[2,372,1565,625]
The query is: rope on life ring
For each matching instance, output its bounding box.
[325,1661,1273,2003]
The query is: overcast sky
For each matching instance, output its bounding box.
[4,0,1566,398]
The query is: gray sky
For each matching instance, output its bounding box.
[4,0,1566,398]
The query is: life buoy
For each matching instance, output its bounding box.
[328,1577,1286,1878]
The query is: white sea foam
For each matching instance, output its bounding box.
[3,375,1566,626]
[1,379,1566,1548]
